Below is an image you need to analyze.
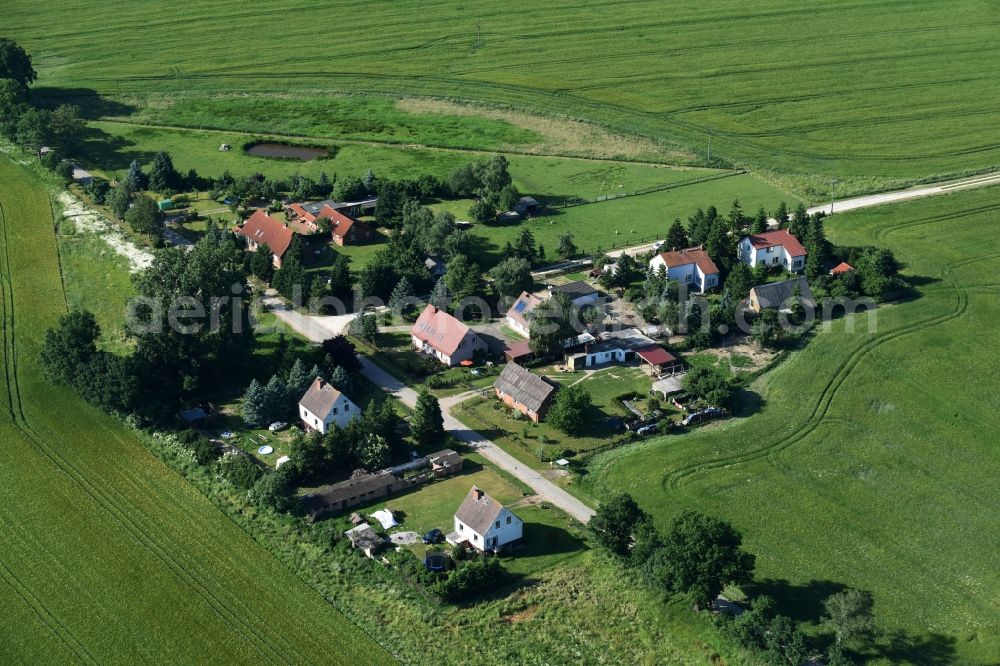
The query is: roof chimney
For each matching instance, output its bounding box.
[473,487,484,501]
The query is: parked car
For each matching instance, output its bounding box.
[422,528,443,544]
[652,239,666,251]
[268,421,288,432]
[636,423,658,436]
[410,450,421,462]
[681,407,725,427]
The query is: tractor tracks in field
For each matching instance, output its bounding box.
[0,198,305,665]
[665,204,1000,492]
[664,281,969,492]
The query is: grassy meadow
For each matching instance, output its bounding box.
[78,120,795,267]
[588,186,1000,664]
[0,157,394,664]
[8,0,1000,194]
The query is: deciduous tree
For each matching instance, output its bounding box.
[546,383,592,435]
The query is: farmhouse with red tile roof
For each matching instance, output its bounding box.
[648,245,720,293]
[410,304,487,366]
[284,200,374,245]
[738,229,807,273]
[235,210,293,267]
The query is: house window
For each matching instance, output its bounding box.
[474,534,480,542]
[495,521,500,528]
[685,274,693,282]
[506,516,511,525]
[344,403,349,412]
[333,407,338,415]
[458,523,463,531]
[767,246,774,253]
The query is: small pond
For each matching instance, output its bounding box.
[245,142,329,160]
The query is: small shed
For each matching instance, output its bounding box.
[504,340,533,364]
[652,375,685,399]
[344,524,386,559]
[636,345,681,377]
[157,199,174,211]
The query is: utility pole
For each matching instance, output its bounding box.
[707,129,712,164]
[829,178,839,214]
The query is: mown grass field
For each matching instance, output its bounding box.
[588,186,1000,664]
[9,0,1000,194]
[0,157,393,665]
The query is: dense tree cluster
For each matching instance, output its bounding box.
[40,224,254,422]
[242,359,318,427]
[590,495,755,609]
[282,398,402,484]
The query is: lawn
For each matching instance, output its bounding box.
[588,186,1000,664]
[340,455,527,538]
[455,366,655,464]
[332,453,588,579]
[55,218,136,353]
[11,1,1000,195]
[0,156,392,664]
[358,331,500,397]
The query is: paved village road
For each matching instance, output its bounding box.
[263,297,596,524]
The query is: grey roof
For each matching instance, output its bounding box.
[454,486,505,535]
[308,471,398,506]
[751,276,815,310]
[428,449,462,469]
[299,376,345,418]
[600,327,656,349]
[550,281,597,299]
[344,523,386,551]
[494,363,556,413]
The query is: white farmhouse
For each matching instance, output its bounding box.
[648,245,720,294]
[738,229,807,272]
[449,486,523,552]
[298,377,359,434]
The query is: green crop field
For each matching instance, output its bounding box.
[0,157,393,665]
[8,0,1000,195]
[588,186,1000,664]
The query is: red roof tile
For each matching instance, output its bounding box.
[656,246,719,276]
[830,261,854,275]
[635,345,677,366]
[288,203,314,223]
[318,205,370,242]
[411,305,472,357]
[235,210,293,258]
[745,229,807,257]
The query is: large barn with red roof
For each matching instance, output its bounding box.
[234,210,294,267]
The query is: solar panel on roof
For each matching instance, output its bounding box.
[513,301,527,313]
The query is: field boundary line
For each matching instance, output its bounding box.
[0,189,298,666]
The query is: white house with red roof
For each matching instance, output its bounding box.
[504,291,544,338]
[235,210,294,267]
[739,229,807,273]
[648,245,720,293]
[410,304,488,366]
